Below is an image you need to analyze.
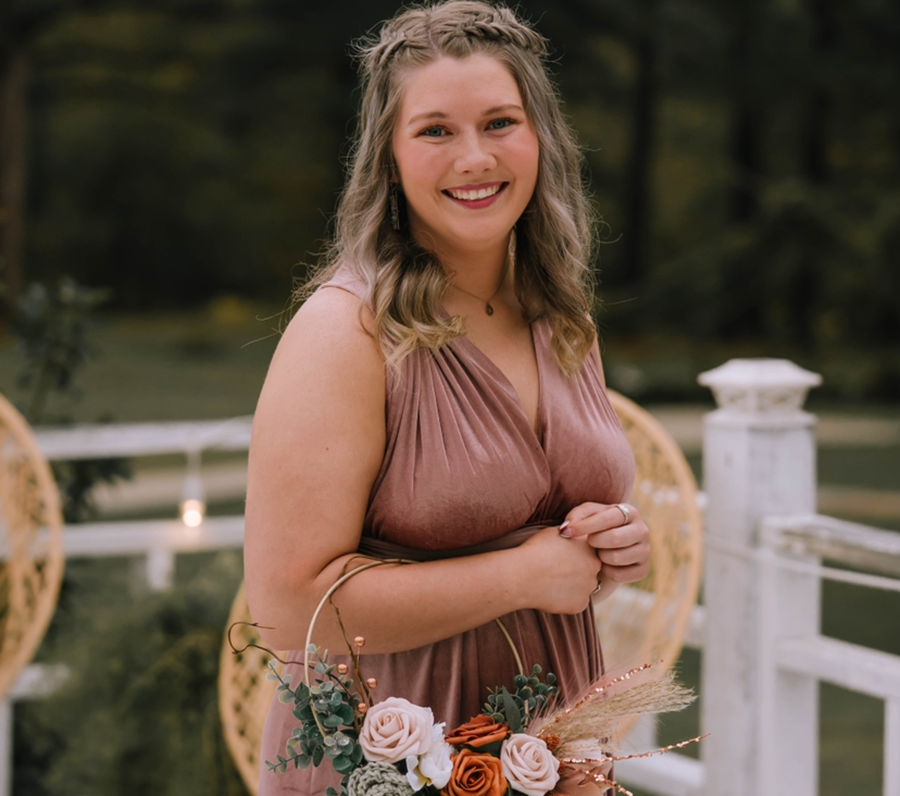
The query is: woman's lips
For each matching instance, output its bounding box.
[442,182,508,209]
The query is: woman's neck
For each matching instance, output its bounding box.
[430,237,511,297]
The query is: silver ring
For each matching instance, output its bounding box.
[591,574,603,596]
[615,503,631,525]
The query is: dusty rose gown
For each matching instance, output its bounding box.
[258,271,635,795]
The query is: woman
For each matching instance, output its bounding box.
[245,3,650,794]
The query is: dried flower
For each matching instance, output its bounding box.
[542,734,561,752]
[359,697,435,764]
[346,762,414,796]
[500,734,560,796]
[442,749,507,796]
[445,715,510,748]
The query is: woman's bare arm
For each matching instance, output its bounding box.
[244,286,604,654]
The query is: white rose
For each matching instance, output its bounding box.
[500,734,561,796]
[406,723,454,791]
[359,698,435,765]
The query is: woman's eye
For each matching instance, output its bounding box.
[488,118,516,130]
[419,126,446,138]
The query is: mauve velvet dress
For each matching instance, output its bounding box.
[258,271,635,795]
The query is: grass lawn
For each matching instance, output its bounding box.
[0,298,283,423]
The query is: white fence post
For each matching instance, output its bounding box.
[698,359,821,796]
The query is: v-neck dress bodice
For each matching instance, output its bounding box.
[367,308,633,550]
[258,270,635,796]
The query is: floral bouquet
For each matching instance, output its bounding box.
[265,646,700,796]
[258,559,703,796]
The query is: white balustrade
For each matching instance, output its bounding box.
[697,358,822,796]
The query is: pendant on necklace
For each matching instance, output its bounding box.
[485,303,494,316]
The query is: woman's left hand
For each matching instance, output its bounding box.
[559,502,650,584]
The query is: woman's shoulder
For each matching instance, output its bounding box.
[276,285,383,363]
[263,276,384,409]
[282,267,378,356]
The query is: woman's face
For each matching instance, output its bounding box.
[392,53,539,259]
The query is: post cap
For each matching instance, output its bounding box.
[698,358,822,414]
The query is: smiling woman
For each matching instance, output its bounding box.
[244,4,651,796]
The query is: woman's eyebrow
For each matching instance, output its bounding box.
[405,104,524,126]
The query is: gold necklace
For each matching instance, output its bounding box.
[451,231,515,316]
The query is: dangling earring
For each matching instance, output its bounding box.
[390,185,400,231]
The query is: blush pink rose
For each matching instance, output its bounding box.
[359,697,435,764]
[500,734,561,796]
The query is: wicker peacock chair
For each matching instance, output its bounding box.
[0,392,65,701]
[219,389,703,793]
[593,391,703,676]
[219,582,285,792]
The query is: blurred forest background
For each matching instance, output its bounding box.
[1,2,899,796]
[1,0,898,403]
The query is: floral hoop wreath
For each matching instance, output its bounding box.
[231,558,705,796]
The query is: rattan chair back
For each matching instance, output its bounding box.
[0,392,65,700]
[594,390,703,671]
[219,582,284,792]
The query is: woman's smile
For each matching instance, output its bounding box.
[443,181,509,207]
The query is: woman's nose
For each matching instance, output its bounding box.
[454,132,496,174]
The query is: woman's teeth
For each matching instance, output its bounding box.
[446,184,502,201]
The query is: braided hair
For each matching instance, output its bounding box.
[307,1,597,377]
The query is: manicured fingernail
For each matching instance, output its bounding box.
[559,521,572,538]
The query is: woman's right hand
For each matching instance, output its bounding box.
[519,525,602,615]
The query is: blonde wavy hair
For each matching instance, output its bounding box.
[304,0,598,376]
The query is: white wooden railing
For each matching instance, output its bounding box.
[0,418,252,796]
[618,359,900,796]
[2,359,898,796]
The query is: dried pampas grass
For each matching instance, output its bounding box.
[532,663,695,759]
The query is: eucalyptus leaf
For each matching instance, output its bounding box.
[501,688,523,734]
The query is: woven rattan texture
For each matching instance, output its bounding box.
[220,390,703,794]
[219,582,284,793]
[0,392,64,700]
[594,391,703,672]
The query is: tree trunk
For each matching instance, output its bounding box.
[0,45,30,316]
[730,3,762,222]
[803,0,836,184]
[618,3,658,286]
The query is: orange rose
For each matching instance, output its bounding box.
[442,749,508,796]
[445,715,510,748]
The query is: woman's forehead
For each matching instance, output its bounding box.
[395,54,523,123]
